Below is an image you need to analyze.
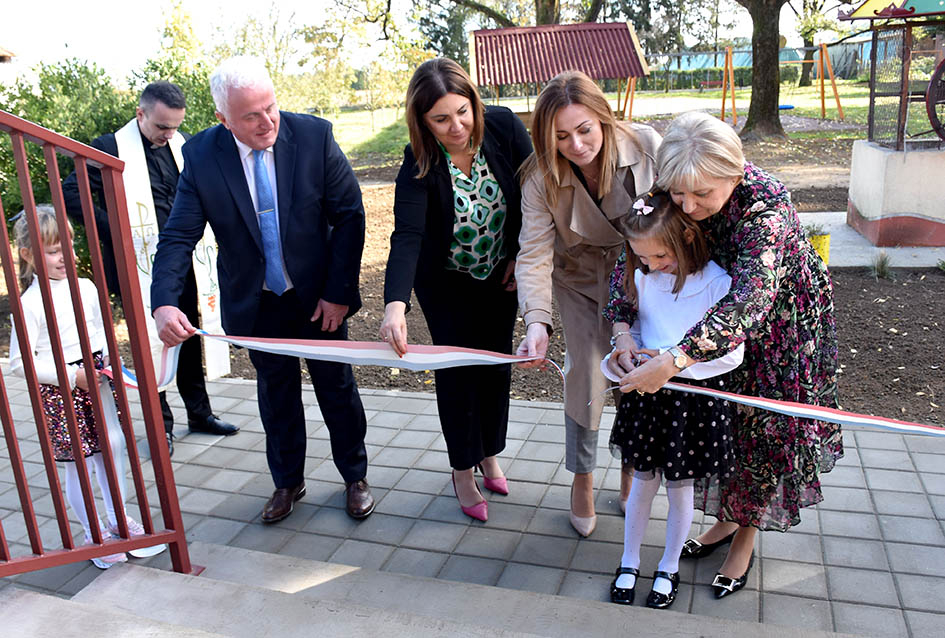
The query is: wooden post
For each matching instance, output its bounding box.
[819,44,826,119]
[622,75,634,119]
[616,77,623,116]
[721,48,729,122]
[627,77,637,121]
[822,43,844,121]
[728,47,737,126]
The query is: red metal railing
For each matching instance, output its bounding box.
[0,110,193,575]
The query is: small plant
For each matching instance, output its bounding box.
[804,222,827,237]
[937,259,945,273]
[869,250,893,280]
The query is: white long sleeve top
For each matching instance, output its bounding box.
[9,276,107,388]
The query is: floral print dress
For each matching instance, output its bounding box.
[604,162,842,531]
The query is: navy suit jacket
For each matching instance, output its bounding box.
[151,111,365,336]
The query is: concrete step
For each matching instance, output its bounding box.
[174,541,855,638]
[0,586,223,637]
[72,561,539,637]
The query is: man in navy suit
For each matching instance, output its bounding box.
[151,56,374,523]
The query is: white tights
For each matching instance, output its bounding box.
[63,390,126,537]
[616,472,694,595]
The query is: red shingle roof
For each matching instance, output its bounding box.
[470,22,648,87]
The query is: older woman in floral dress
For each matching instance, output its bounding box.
[614,111,842,599]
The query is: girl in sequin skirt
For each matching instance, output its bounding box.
[9,206,164,568]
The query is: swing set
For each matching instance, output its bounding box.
[716,43,845,126]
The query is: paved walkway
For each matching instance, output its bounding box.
[1,375,944,637]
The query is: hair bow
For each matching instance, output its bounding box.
[632,197,653,216]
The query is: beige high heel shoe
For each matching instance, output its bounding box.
[569,482,597,537]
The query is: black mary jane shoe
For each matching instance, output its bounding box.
[680,530,737,559]
[645,570,680,609]
[610,566,639,605]
[712,554,754,599]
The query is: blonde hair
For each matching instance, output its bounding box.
[13,205,71,292]
[523,71,634,209]
[656,111,745,192]
[404,58,485,179]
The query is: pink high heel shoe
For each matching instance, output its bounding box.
[453,471,488,521]
[477,463,509,495]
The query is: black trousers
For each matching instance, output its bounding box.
[415,266,518,470]
[159,267,212,433]
[249,290,368,489]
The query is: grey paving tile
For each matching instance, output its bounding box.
[832,602,908,638]
[526,508,577,538]
[382,547,448,578]
[208,492,269,522]
[930,495,945,519]
[505,458,558,483]
[855,431,907,451]
[760,530,823,564]
[401,520,466,553]
[570,539,620,575]
[177,488,232,515]
[762,558,828,598]
[58,563,106,596]
[872,490,935,517]
[556,570,612,601]
[819,464,867,489]
[904,610,945,637]
[761,593,833,632]
[329,539,394,569]
[226,450,270,474]
[200,469,256,493]
[886,542,945,576]
[186,517,247,545]
[903,435,945,454]
[910,452,944,475]
[12,558,91,593]
[371,446,422,468]
[790,508,821,536]
[539,483,570,511]
[171,463,221,488]
[828,566,899,606]
[864,468,925,493]
[190,445,248,469]
[403,414,442,432]
[385,396,434,414]
[495,479,547,507]
[421,495,477,525]
[348,512,415,545]
[277,531,343,562]
[388,429,438,449]
[505,421,535,441]
[511,534,577,569]
[481,502,535,533]
[820,510,882,540]
[527,424,564,444]
[859,448,914,471]
[822,536,890,570]
[508,406,545,423]
[413,450,451,471]
[516,441,565,463]
[497,563,564,594]
[228,523,293,553]
[366,411,413,428]
[454,527,522,560]
[393,469,449,494]
[363,427,397,447]
[921,471,945,495]
[690,584,760,623]
[895,573,945,613]
[302,506,361,538]
[374,490,433,518]
[305,459,347,483]
[363,466,406,490]
[879,514,945,545]
[438,554,505,586]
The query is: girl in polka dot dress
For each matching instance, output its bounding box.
[9,207,165,569]
[600,191,744,610]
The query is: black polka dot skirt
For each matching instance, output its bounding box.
[609,373,736,483]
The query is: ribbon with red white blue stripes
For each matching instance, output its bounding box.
[106,330,944,437]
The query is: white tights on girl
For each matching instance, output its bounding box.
[616,472,694,595]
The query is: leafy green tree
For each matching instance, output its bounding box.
[789,1,852,87]
[736,0,789,140]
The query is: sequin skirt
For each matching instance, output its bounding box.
[39,352,111,462]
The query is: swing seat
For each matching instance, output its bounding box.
[779,104,795,110]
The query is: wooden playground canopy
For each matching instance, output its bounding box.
[468,22,649,119]
[840,0,945,19]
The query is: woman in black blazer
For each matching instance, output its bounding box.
[380,58,533,521]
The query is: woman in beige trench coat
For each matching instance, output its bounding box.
[515,71,661,537]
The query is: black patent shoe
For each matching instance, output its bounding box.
[680,530,736,559]
[712,554,754,599]
[610,566,639,605]
[645,570,680,609]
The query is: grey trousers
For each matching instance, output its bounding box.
[565,415,600,474]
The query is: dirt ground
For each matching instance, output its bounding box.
[2,120,941,428]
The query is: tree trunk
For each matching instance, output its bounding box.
[536,0,560,24]
[738,0,787,140]
[583,0,604,22]
[799,37,814,87]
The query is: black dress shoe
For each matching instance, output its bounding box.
[188,414,239,436]
[609,566,639,605]
[166,432,175,458]
[712,554,754,599]
[345,480,375,519]
[645,570,680,609]
[680,529,737,559]
[261,483,306,523]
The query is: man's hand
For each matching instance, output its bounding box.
[311,299,348,333]
[153,305,195,346]
[515,322,550,369]
[379,301,408,357]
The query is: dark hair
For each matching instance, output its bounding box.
[139,81,186,111]
[616,190,710,301]
[404,58,485,178]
